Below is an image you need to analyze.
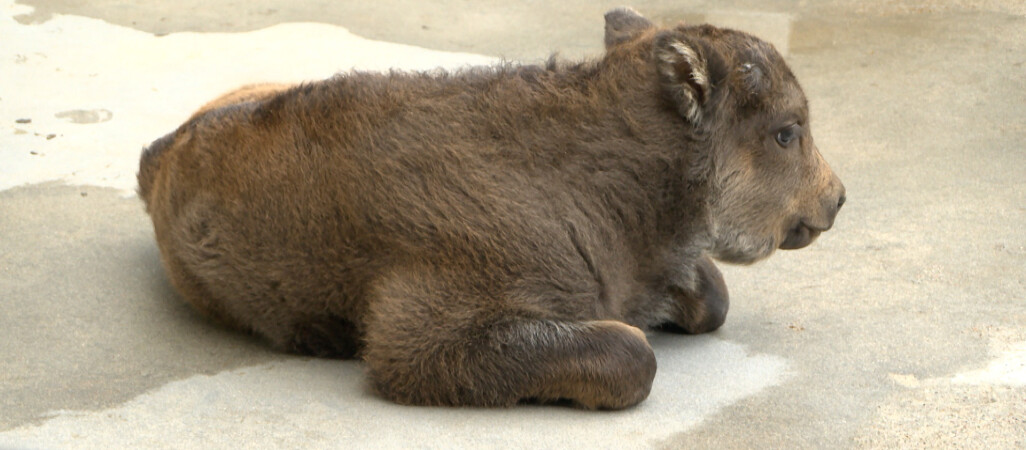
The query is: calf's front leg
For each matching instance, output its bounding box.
[660,255,730,334]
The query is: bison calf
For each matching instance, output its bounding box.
[138,8,844,409]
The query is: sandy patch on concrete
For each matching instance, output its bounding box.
[855,327,1026,448]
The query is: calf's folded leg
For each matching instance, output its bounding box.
[661,255,730,334]
[362,270,657,409]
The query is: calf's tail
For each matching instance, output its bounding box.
[136,131,176,207]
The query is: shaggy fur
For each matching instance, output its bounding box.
[138,8,844,409]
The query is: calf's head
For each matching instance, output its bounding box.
[607,8,846,264]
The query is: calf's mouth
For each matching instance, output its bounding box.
[779,221,822,250]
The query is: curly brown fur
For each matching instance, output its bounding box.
[138,7,844,409]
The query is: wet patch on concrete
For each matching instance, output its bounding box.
[55,108,113,124]
[0,183,282,431]
[0,332,787,447]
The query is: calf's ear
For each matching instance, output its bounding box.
[604,7,654,48]
[654,33,712,125]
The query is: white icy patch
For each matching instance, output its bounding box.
[952,340,1026,387]
[0,335,787,448]
[0,0,495,194]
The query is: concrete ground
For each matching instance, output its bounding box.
[2,0,1024,447]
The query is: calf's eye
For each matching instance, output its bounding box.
[775,124,802,147]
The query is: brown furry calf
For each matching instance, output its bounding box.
[138,8,845,409]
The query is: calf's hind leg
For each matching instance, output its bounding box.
[363,270,657,409]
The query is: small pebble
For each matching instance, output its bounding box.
[46,134,56,140]
[16,118,31,124]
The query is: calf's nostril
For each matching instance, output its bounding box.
[837,194,846,210]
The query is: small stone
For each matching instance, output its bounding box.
[46,134,56,140]
[16,118,31,124]
[888,373,921,388]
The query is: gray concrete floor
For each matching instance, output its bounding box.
[2,0,1025,448]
